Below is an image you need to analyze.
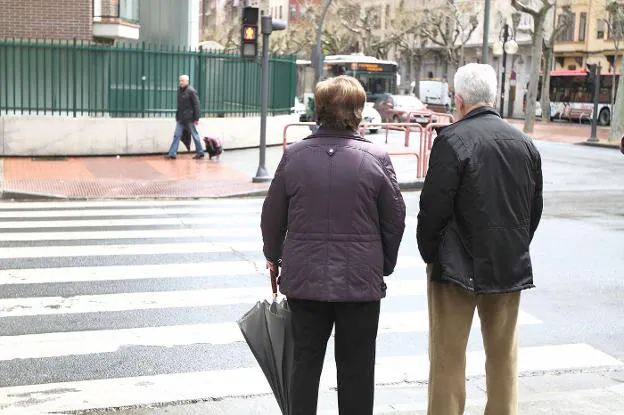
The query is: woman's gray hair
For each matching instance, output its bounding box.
[453,63,497,108]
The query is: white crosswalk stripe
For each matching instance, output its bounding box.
[0,199,620,414]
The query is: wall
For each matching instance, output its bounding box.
[0,0,93,40]
[133,0,199,48]
[0,114,310,156]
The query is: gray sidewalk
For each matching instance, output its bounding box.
[80,370,624,414]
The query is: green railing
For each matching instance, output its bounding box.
[0,38,297,118]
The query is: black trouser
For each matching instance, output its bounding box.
[288,298,381,415]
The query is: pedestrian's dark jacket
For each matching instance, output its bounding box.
[261,128,406,302]
[417,107,543,294]
[176,86,200,123]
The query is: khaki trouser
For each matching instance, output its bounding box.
[426,264,521,415]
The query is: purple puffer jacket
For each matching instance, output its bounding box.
[260,128,406,302]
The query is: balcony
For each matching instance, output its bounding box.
[93,0,140,40]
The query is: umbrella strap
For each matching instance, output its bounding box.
[270,266,279,298]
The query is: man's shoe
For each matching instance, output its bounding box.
[165,155,176,159]
[193,154,205,159]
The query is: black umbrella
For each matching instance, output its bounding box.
[237,265,293,414]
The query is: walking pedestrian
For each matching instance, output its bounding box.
[165,74,205,159]
[417,63,543,415]
[261,75,406,415]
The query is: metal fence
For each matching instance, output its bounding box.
[0,38,297,118]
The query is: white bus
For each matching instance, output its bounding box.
[296,54,399,103]
[537,69,618,125]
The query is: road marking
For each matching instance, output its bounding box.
[0,279,426,317]
[0,310,541,361]
[0,206,262,218]
[0,261,262,285]
[0,216,260,229]
[0,228,260,241]
[0,199,265,210]
[0,242,260,259]
[0,256,424,285]
[0,344,619,413]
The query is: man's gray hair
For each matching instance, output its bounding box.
[453,63,497,107]
[179,74,190,81]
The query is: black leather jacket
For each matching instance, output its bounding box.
[176,86,200,123]
[417,107,543,294]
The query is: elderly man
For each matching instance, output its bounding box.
[417,63,543,415]
[165,74,205,160]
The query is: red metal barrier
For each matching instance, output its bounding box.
[418,122,452,177]
[281,122,432,180]
[406,111,455,125]
[282,122,316,149]
[379,122,425,147]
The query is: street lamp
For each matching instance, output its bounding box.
[493,13,521,118]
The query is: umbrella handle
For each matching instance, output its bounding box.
[270,266,279,298]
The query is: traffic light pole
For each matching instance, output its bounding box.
[588,64,601,143]
[252,15,286,183]
[253,16,272,182]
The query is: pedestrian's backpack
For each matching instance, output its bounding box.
[203,136,223,160]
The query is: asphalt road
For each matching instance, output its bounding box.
[0,136,621,413]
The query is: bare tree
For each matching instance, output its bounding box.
[512,0,555,134]
[601,1,624,108]
[420,0,480,80]
[331,0,417,59]
[395,10,431,98]
[541,4,574,123]
[606,1,624,141]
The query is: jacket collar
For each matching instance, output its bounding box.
[434,106,500,134]
[307,127,371,142]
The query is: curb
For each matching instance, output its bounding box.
[0,180,424,202]
[215,180,425,199]
[0,189,69,201]
[578,141,621,150]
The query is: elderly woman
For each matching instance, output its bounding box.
[261,75,406,414]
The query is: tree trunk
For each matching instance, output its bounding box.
[611,50,618,107]
[414,55,423,98]
[524,14,546,134]
[540,45,553,123]
[608,57,624,143]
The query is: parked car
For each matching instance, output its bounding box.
[374,94,437,125]
[361,103,382,134]
[621,134,624,155]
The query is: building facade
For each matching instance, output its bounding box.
[553,0,623,72]
[0,0,140,42]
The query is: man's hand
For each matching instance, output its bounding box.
[266,261,277,273]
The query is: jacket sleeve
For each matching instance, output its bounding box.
[529,146,543,241]
[377,153,406,276]
[260,151,289,263]
[416,134,462,264]
[191,89,200,122]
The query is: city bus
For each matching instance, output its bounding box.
[296,54,399,103]
[540,69,619,126]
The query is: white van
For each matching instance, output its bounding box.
[417,80,452,111]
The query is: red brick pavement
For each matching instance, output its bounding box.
[506,119,615,145]
[1,155,268,199]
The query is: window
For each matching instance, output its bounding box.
[279,5,282,19]
[290,5,297,19]
[557,12,576,42]
[597,19,606,39]
[608,14,624,40]
[579,12,586,41]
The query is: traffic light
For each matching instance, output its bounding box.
[241,6,259,59]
